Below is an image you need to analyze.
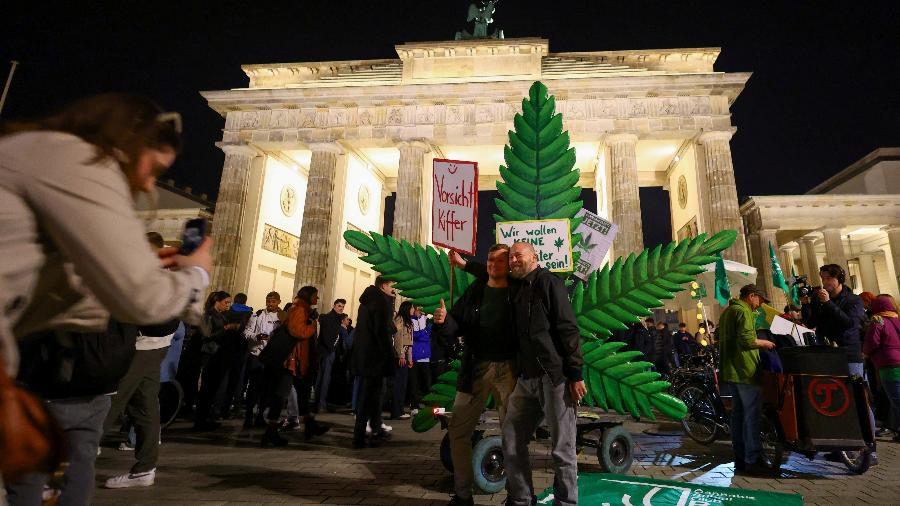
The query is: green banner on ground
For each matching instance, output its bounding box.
[537,473,803,506]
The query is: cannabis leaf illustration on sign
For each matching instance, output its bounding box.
[554,237,564,251]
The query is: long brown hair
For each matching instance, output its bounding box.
[1,93,181,178]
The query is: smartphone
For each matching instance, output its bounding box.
[178,218,207,255]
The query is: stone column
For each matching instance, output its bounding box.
[779,243,798,279]
[607,133,644,257]
[799,236,819,278]
[393,140,430,244]
[884,226,900,293]
[294,143,343,293]
[758,229,786,310]
[697,131,747,264]
[822,228,848,271]
[856,253,880,294]
[209,145,258,293]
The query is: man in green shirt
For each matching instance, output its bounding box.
[718,284,776,475]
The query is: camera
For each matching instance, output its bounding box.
[787,275,820,301]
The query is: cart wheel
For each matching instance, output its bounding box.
[759,414,786,473]
[840,449,874,475]
[597,425,634,474]
[439,431,484,474]
[677,384,721,445]
[472,435,506,493]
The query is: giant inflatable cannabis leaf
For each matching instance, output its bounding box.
[343,230,475,312]
[494,81,583,223]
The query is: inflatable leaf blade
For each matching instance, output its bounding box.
[575,230,737,420]
[341,230,475,312]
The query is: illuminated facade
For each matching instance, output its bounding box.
[201,38,751,317]
[741,148,900,310]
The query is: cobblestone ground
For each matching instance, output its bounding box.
[92,409,900,505]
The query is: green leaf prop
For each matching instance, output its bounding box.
[343,230,475,313]
[341,82,739,427]
[572,231,736,421]
[494,81,584,271]
[412,360,461,433]
[494,81,583,224]
[571,230,737,339]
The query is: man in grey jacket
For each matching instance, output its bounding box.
[502,242,585,506]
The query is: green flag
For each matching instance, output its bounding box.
[714,253,730,306]
[789,267,801,306]
[769,242,790,298]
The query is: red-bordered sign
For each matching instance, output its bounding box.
[432,158,478,256]
[807,378,850,417]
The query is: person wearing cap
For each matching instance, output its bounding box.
[718,284,776,475]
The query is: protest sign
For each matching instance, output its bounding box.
[496,219,572,272]
[432,158,478,255]
[572,209,618,280]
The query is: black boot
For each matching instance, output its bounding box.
[261,424,288,448]
[304,417,329,441]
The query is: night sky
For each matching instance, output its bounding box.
[2,1,898,257]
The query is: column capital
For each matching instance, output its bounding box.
[308,142,344,155]
[698,129,735,143]
[882,225,900,234]
[779,242,798,252]
[395,139,432,153]
[220,143,260,157]
[799,235,818,244]
[605,132,638,145]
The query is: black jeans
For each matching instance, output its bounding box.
[243,355,267,420]
[409,361,432,407]
[194,347,231,423]
[391,365,409,418]
[266,368,312,421]
[354,375,385,443]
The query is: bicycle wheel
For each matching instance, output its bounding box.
[840,449,873,475]
[677,384,721,444]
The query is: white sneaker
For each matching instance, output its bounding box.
[365,422,393,435]
[398,413,411,420]
[104,469,156,488]
[411,409,419,416]
[118,442,135,451]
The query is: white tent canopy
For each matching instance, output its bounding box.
[663,260,758,311]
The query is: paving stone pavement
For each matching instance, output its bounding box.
[92,410,900,505]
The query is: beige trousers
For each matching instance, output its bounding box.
[448,360,517,498]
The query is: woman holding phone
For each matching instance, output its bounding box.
[0,93,212,505]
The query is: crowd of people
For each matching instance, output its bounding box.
[2,93,899,506]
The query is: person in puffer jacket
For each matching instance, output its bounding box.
[864,295,900,442]
[408,306,432,411]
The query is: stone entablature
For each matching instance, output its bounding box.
[241,38,722,89]
[741,194,900,233]
[210,88,740,148]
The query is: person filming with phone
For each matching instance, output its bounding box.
[0,94,212,505]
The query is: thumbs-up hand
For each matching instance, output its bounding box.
[434,298,447,324]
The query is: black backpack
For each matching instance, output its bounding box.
[17,320,137,399]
